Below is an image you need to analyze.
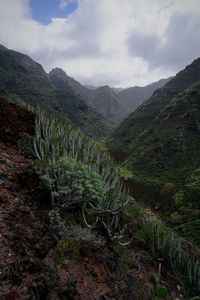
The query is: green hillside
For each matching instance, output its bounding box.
[110,58,200,160]
[0,44,113,138]
[109,59,200,246]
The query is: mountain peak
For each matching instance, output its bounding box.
[98,85,112,91]
[49,67,68,79]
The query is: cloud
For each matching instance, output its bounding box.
[0,0,199,87]
[127,11,200,73]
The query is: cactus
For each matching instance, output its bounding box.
[33,107,130,240]
[139,216,200,295]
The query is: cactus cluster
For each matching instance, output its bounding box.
[33,108,130,241]
[140,217,200,295]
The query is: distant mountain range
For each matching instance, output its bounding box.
[57,68,170,124]
[118,77,172,113]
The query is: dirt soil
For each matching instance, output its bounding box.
[0,97,182,299]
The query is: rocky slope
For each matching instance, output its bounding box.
[0,96,183,299]
[0,44,113,138]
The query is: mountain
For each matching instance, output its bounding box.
[86,85,127,123]
[51,68,91,100]
[110,58,200,161]
[0,45,113,137]
[109,58,200,245]
[52,71,127,124]
[118,77,172,113]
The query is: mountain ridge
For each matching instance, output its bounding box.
[118,77,172,113]
[0,44,113,137]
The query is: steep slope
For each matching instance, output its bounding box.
[109,59,200,247]
[125,81,200,246]
[0,44,113,138]
[48,68,114,137]
[124,81,200,184]
[118,77,172,113]
[110,58,200,160]
[0,96,184,299]
[50,68,91,100]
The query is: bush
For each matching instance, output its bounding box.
[174,190,185,206]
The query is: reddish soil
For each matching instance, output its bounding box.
[0,97,35,144]
[0,97,181,299]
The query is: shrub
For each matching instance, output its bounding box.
[42,156,107,209]
[33,108,131,241]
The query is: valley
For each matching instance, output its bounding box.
[0,43,200,299]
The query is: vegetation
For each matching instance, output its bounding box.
[122,196,200,296]
[109,58,200,251]
[32,105,200,296]
[0,44,113,138]
[137,215,200,295]
[118,77,171,115]
[54,236,79,264]
[33,107,131,242]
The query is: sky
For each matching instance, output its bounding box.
[0,0,200,87]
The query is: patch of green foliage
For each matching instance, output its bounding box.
[179,219,200,246]
[41,156,107,208]
[174,169,200,209]
[54,236,79,265]
[152,286,167,299]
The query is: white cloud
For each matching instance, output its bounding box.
[0,0,199,87]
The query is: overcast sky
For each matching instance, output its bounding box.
[0,0,200,87]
